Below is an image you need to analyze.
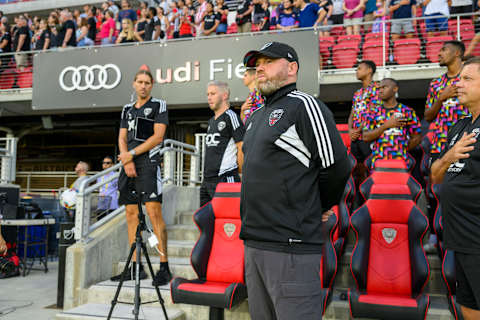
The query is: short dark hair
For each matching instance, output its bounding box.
[360,60,376,75]
[148,7,157,17]
[444,40,465,58]
[134,69,154,83]
[103,155,114,162]
[382,77,399,87]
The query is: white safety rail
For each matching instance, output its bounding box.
[0,136,18,184]
[74,139,200,241]
[16,171,96,193]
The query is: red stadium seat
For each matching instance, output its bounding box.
[360,170,422,202]
[319,36,335,66]
[337,34,362,47]
[171,183,247,319]
[332,177,355,256]
[16,67,33,88]
[366,153,415,172]
[226,23,238,34]
[330,26,345,37]
[332,44,358,69]
[365,32,389,43]
[336,123,351,150]
[0,69,16,90]
[394,38,421,65]
[362,40,389,67]
[426,36,454,63]
[349,184,430,320]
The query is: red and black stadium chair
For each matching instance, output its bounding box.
[170,183,247,320]
[359,170,422,203]
[337,34,362,47]
[394,38,421,65]
[332,43,359,69]
[349,184,430,320]
[331,176,355,256]
[426,36,454,63]
[365,32,389,44]
[362,40,389,67]
[336,123,351,150]
[16,67,33,88]
[319,36,335,67]
[365,154,415,173]
[0,69,17,90]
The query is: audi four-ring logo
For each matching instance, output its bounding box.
[58,64,122,92]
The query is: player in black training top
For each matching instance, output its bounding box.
[111,69,172,287]
[431,58,480,320]
[201,81,245,206]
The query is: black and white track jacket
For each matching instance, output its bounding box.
[240,83,351,254]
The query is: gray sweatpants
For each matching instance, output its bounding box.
[245,245,323,320]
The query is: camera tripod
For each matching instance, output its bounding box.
[107,196,168,320]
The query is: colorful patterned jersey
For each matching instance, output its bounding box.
[243,88,264,123]
[351,81,380,129]
[425,73,470,154]
[364,103,421,166]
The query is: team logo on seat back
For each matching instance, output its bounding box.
[224,223,236,237]
[269,109,284,126]
[382,228,397,244]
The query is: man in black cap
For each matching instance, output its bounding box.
[240,42,351,320]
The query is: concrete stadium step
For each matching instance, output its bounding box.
[167,224,199,241]
[324,292,453,320]
[336,246,446,295]
[176,211,196,225]
[55,303,184,320]
[146,240,196,259]
[115,256,197,280]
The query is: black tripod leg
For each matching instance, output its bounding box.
[142,242,169,320]
[133,231,142,319]
[107,243,136,320]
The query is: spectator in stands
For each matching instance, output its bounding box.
[158,0,171,17]
[179,6,195,38]
[73,9,81,26]
[116,18,143,43]
[215,0,229,34]
[96,156,119,213]
[389,0,416,40]
[154,7,169,41]
[80,5,90,18]
[34,19,51,51]
[294,0,326,28]
[450,0,474,14]
[420,0,449,36]
[237,0,254,33]
[276,0,299,30]
[136,8,148,39]
[201,2,220,36]
[99,10,116,44]
[252,0,271,31]
[76,17,94,46]
[108,0,120,19]
[343,0,365,35]
[185,0,196,16]
[348,60,379,164]
[363,0,377,32]
[0,23,12,66]
[430,57,480,320]
[371,0,386,33]
[195,0,209,35]
[86,7,97,45]
[58,10,77,48]
[72,161,89,191]
[324,0,344,35]
[362,78,421,168]
[168,2,180,38]
[119,0,138,27]
[47,13,59,48]
[143,7,158,41]
[13,15,30,69]
[240,67,264,122]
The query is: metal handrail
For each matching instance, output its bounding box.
[74,139,200,241]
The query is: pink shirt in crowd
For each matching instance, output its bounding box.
[99,18,116,38]
[344,0,363,18]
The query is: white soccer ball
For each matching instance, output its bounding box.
[60,189,77,210]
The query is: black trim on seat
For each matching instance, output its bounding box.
[213,192,241,198]
[369,194,412,200]
[192,204,215,279]
[374,167,408,173]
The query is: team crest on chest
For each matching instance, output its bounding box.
[144,108,152,117]
[269,109,284,126]
[382,228,397,244]
[218,121,226,131]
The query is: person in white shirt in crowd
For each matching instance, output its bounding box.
[421,0,449,37]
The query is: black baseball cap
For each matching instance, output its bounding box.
[243,42,299,68]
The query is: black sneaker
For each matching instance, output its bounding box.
[110,263,148,282]
[152,267,172,287]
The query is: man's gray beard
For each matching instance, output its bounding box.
[258,79,286,96]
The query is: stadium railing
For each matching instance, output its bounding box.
[0,136,18,184]
[74,139,200,241]
[0,13,477,92]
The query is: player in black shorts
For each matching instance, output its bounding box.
[200,81,245,206]
[431,57,480,320]
[111,69,172,286]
